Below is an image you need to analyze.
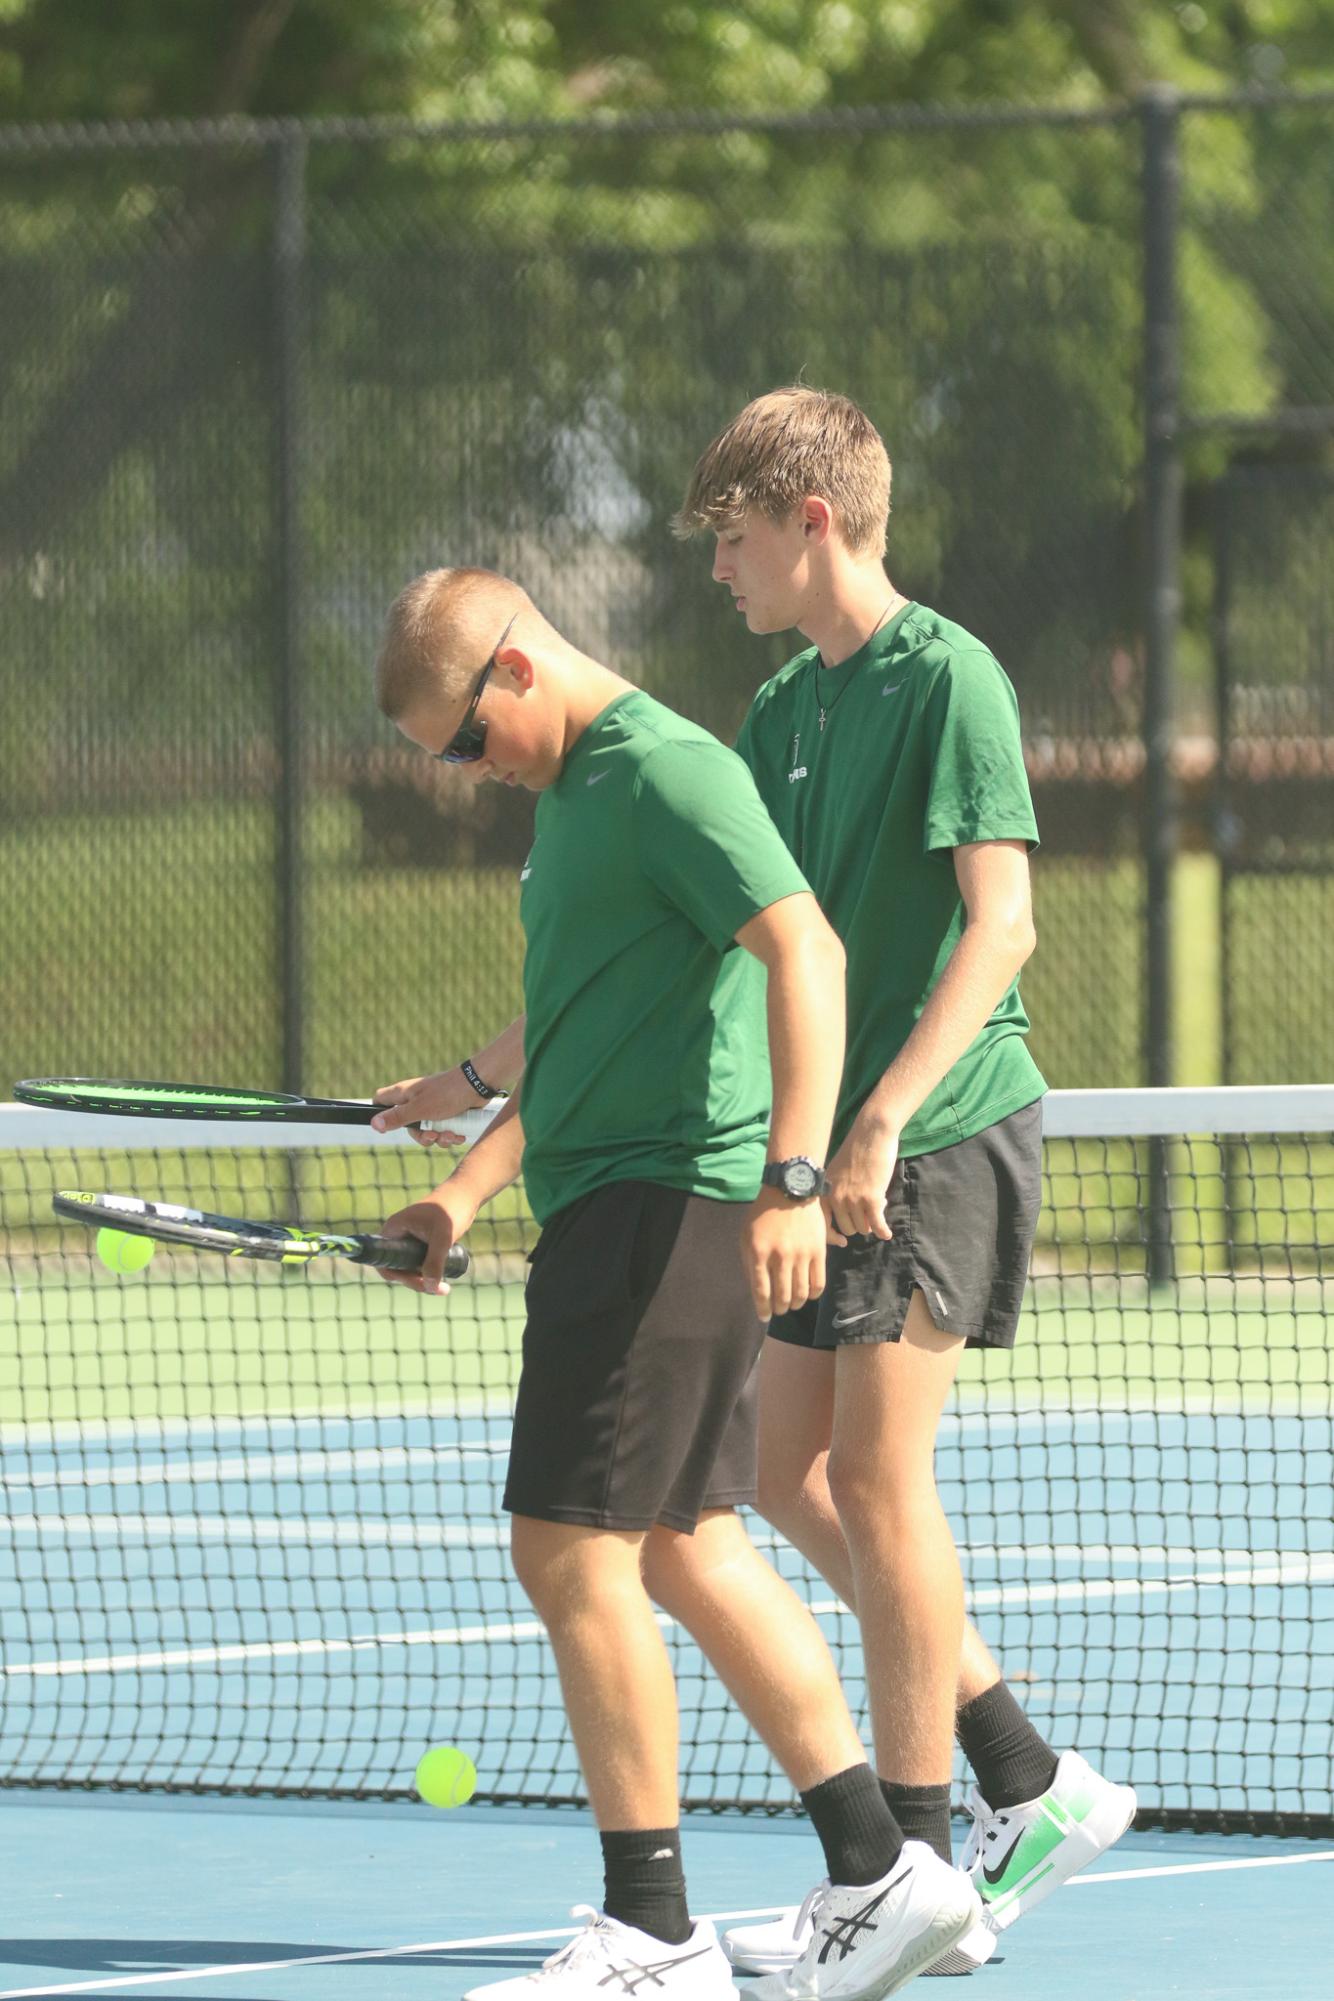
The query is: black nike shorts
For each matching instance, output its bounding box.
[769,1099,1044,1352]
[503,1179,766,1533]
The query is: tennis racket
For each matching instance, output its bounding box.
[16,1077,502,1136]
[53,1189,470,1278]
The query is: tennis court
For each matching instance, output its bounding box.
[1,1089,1330,1996]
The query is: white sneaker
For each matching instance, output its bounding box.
[740,1843,981,2001]
[725,1887,994,1981]
[463,1907,738,2001]
[724,1881,828,1976]
[961,1750,1137,1934]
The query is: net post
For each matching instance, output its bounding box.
[1141,86,1182,1285]
[273,129,308,1100]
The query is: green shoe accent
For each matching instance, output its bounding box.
[978,1799,1084,1904]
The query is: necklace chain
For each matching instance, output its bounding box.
[818,595,901,731]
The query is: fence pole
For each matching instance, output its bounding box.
[1141,86,1182,1284]
[273,131,307,1094]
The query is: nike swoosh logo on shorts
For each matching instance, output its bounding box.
[831,1308,878,1328]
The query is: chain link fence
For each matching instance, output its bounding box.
[2,89,1331,1098]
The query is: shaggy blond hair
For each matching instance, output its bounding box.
[674,387,892,557]
[375,567,538,721]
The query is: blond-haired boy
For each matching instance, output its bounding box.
[674,387,1135,1982]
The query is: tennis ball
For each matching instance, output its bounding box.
[415,1744,477,1809]
[96,1229,155,1275]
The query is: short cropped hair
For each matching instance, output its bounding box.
[375,567,532,721]
[674,387,892,557]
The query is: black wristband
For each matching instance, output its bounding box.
[460,1059,501,1102]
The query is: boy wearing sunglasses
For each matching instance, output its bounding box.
[372,565,980,2001]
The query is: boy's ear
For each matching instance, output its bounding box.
[800,496,834,540]
[497,644,535,691]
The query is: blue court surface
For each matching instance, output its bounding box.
[0,1793,1329,2001]
[2,1396,1330,1818]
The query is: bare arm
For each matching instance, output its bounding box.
[828,839,1036,1239]
[736,891,846,1166]
[734,890,846,1317]
[379,1092,526,1295]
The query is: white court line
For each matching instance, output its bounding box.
[5,1503,1322,1577]
[4,1859,1334,2001]
[0,1442,511,1492]
[0,1405,511,1452]
[1,1514,510,1548]
[0,1615,550,1677]
[0,1397,1272,1455]
[9,1551,1332,1680]
[1069,1849,1334,1884]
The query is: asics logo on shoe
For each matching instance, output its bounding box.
[596,1948,713,1991]
[815,1876,903,1963]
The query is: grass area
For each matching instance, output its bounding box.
[0,1274,528,1430]
[0,798,526,1096]
[3,1260,1326,1432]
[960,1296,1332,1408]
[0,798,1235,1095]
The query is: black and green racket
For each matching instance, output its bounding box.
[15,1077,499,1136]
[53,1189,470,1278]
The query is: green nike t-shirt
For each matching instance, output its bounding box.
[735,601,1046,1159]
[519,688,810,1225]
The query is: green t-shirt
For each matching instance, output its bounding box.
[519,688,810,1225]
[735,602,1046,1158]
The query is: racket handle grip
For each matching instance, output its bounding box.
[354,1235,470,1278]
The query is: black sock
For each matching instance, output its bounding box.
[956,1680,1060,1811]
[600,1828,692,1946]
[800,1764,904,1887]
[879,1780,954,1863]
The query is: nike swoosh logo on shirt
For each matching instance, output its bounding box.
[587,770,610,786]
[881,681,903,696]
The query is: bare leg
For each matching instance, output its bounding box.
[640,1507,867,1791]
[510,1514,678,1828]
[757,1336,1004,1706]
[826,1294,966,1783]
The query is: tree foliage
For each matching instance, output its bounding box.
[0,0,1330,127]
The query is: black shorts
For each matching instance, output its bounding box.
[770,1099,1044,1353]
[503,1179,766,1533]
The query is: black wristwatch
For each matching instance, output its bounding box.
[761,1157,831,1201]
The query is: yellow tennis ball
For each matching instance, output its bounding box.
[96,1229,156,1275]
[415,1744,477,1809]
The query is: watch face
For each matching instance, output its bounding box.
[785,1160,820,1199]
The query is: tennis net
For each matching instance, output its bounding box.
[1,1089,1330,1834]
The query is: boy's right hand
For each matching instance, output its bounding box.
[379,1185,478,1295]
[371,1070,480,1146]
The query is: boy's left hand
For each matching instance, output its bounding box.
[742,1189,827,1320]
[827,1109,899,1243]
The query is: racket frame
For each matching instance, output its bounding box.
[15,1077,502,1138]
[52,1190,469,1278]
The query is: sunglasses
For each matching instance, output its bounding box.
[435,613,519,764]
